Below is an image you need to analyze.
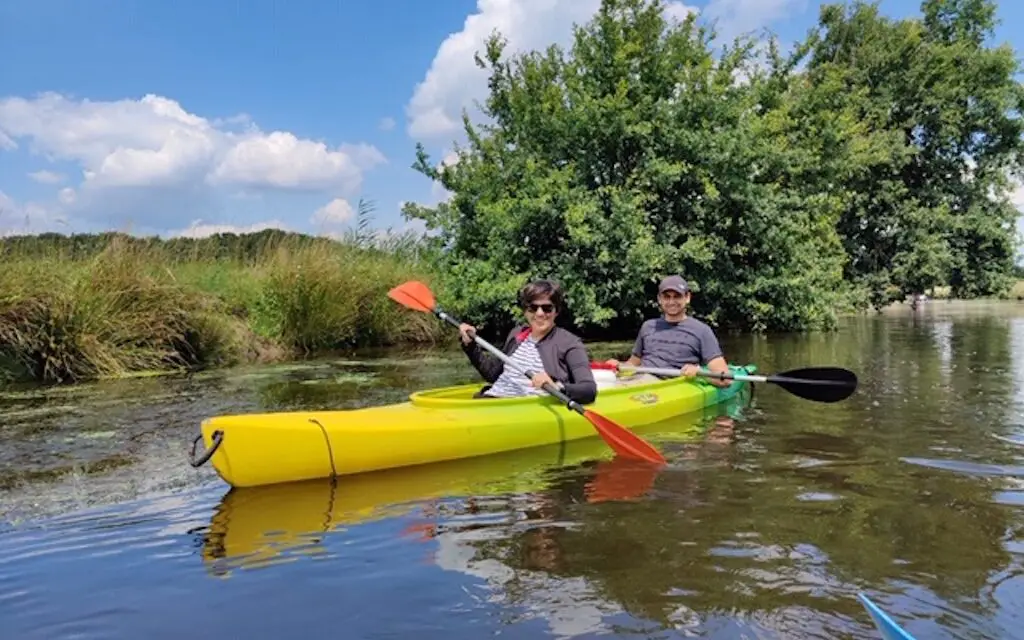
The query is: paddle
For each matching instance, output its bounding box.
[856,593,917,640]
[387,281,667,465]
[592,362,858,403]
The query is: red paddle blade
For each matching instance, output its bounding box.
[583,409,667,465]
[387,280,436,313]
[585,457,661,503]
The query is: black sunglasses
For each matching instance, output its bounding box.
[525,303,555,314]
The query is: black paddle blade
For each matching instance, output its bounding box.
[768,367,858,403]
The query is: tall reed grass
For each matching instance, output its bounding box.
[0,224,445,384]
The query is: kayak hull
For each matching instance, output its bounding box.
[194,364,756,488]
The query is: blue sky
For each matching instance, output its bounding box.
[0,0,1021,239]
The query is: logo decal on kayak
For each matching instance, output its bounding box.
[629,393,658,405]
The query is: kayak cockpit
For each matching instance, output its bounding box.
[407,364,757,409]
[408,384,558,408]
[408,374,696,409]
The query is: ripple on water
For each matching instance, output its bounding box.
[1,487,467,639]
[0,452,1018,639]
[900,456,1024,477]
[795,491,842,502]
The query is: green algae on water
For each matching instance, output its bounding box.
[299,372,378,386]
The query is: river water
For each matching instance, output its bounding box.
[2,301,1024,639]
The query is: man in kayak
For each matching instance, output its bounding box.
[606,275,732,388]
[458,279,598,403]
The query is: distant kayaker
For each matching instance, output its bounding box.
[605,275,732,388]
[458,279,598,403]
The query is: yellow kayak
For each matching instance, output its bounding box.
[199,396,748,574]
[189,363,757,488]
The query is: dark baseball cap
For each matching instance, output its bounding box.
[658,275,690,295]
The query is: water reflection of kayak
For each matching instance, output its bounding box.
[857,593,917,640]
[197,400,744,575]
[189,365,756,488]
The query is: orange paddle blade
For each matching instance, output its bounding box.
[583,410,667,465]
[585,457,661,503]
[387,280,436,313]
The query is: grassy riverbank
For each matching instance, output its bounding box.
[0,232,446,384]
[4,225,1023,386]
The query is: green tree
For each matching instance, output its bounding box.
[805,0,1024,305]
[403,0,852,335]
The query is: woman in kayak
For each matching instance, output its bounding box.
[458,279,598,404]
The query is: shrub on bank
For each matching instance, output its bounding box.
[0,240,236,383]
[0,235,445,384]
[250,241,443,352]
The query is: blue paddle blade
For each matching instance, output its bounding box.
[857,593,917,640]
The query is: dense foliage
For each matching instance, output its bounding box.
[0,214,443,384]
[402,0,1024,334]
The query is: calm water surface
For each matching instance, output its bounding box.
[3,301,1024,639]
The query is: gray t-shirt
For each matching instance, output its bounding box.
[631,317,723,369]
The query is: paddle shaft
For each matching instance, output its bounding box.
[434,309,584,412]
[621,365,849,387]
[619,365,765,382]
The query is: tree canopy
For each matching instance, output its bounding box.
[403,0,1024,334]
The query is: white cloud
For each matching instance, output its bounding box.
[0,190,16,217]
[405,0,702,142]
[208,133,383,191]
[311,198,355,225]
[664,0,701,23]
[0,192,24,236]
[430,150,461,204]
[406,0,603,141]
[0,92,387,230]
[169,218,291,238]
[0,190,66,235]
[700,0,808,43]
[404,0,811,144]
[1011,179,1024,210]
[378,117,396,131]
[28,169,64,184]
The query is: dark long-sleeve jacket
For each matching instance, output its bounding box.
[461,325,598,404]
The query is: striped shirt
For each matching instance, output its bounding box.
[484,335,547,398]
